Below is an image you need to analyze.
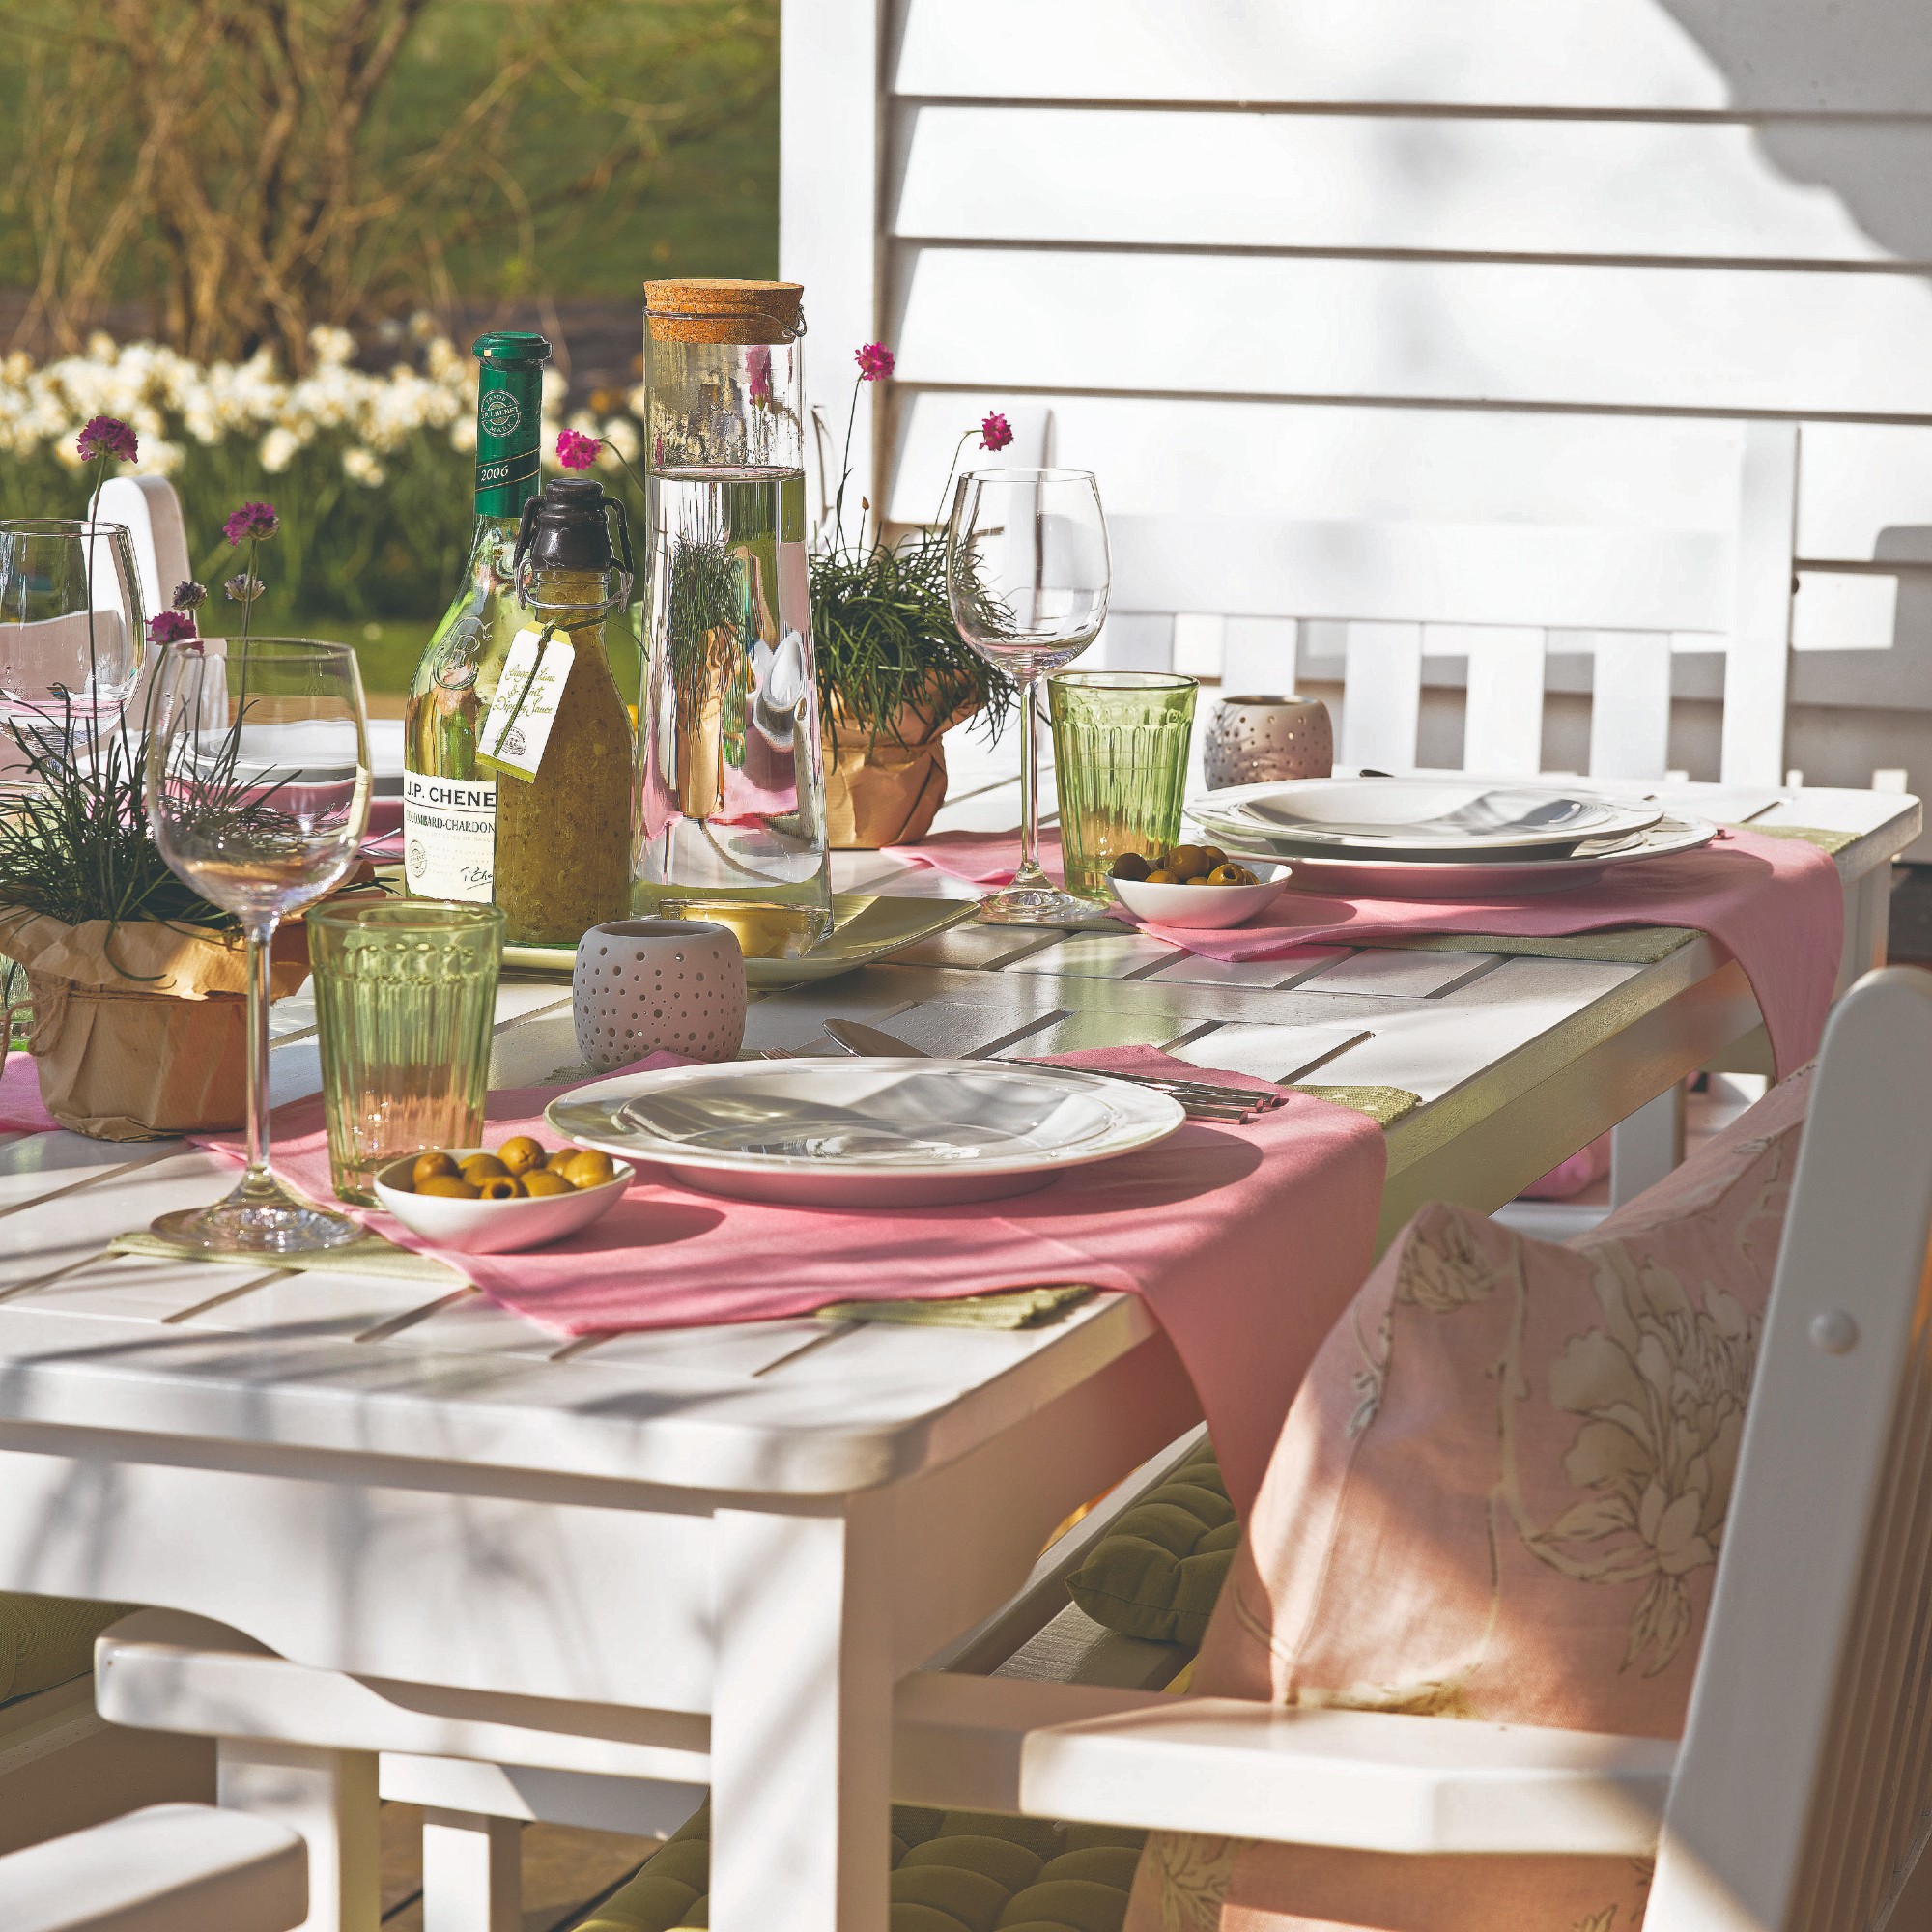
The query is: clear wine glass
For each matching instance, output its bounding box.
[0,520,146,747]
[946,468,1111,924]
[144,638,373,1253]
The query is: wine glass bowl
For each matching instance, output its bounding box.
[0,520,146,736]
[946,469,1111,925]
[144,638,373,1253]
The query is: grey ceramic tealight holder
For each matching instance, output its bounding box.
[573,919,747,1073]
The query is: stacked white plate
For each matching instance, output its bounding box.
[1187,778,1716,899]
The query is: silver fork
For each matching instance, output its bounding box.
[817,1019,1287,1122]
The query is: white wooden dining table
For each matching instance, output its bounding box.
[0,758,1912,1932]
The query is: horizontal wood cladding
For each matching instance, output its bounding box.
[886,396,1932,567]
[894,0,1932,116]
[892,108,1932,267]
[889,248,1932,419]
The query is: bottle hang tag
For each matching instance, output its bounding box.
[478,627,575,781]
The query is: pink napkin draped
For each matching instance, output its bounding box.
[887,824,1841,1078]
[0,1054,58,1136]
[1135,826,1840,1078]
[199,1046,1387,1516]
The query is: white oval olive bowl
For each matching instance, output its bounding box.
[1110,863,1288,929]
[372,1148,634,1254]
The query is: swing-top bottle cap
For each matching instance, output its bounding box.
[472,329,552,369]
[644,278,803,346]
[517,477,616,572]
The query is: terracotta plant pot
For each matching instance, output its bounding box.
[0,907,309,1140]
[824,685,979,849]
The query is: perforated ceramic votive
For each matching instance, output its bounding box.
[573,919,747,1073]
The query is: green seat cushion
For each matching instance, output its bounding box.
[0,1593,131,1705]
[1065,1437,1237,1648]
[574,1802,1141,1932]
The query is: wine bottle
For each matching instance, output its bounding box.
[402,329,551,901]
[480,477,636,946]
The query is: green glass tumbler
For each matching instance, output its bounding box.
[1047,671,1199,900]
[307,900,503,1204]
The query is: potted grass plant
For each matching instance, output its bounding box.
[809,345,1017,847]
[0,438,309,1138]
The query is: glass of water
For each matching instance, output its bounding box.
[946,469,1111,926]
[1049,671,1198,900]
[307,900,503,1203]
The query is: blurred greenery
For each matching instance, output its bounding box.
[0,0,778,344]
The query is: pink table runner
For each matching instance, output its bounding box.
[202,1046,1386,1515]
[886,825,1842,1078]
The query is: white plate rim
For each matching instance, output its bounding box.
[1231,814,1719,895]
[1187,777,1662,851]
[546,1059,1188,1184]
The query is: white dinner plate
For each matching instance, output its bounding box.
[1212,815,1719,899]
[1188,777,1662,860]
[547,1059,1186,1208]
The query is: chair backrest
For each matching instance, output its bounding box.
[1094,418,1798,787]
[1649,966,1932,1932]
[89,476,192,630]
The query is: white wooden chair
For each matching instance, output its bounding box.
[893,963,1932,1931]
[0,1801,305,1932]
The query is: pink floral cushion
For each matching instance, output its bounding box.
[1124,1067,1812,1932]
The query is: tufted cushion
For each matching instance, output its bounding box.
[1123,1065,1812,1932]
[574,1802,1143,1932]
[1065,1437,1236,1649]
[0,1593,131,1706]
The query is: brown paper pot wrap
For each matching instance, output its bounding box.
[0,908,308,1141]
[825,690,978,849]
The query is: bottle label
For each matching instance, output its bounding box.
[478,628,574,781]
[403,773,497,901]
[474,366,544,518]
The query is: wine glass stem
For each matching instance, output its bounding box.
[1014,673,1047,887]
[242,920,276,1187]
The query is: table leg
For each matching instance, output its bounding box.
[218,1739,380,1932]
[423,1808,521,1932]
[709,1499,893,1932]
[1609,1082,1686,1207]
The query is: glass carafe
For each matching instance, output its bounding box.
[633,278,832,960]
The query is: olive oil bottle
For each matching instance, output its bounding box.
[402,330,551,901]
[479,477,635,946]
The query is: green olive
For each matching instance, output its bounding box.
[562,1149,616,1190]
[1166,844,1208,880]
[1183,870,1217,886]
[1109,851,1151,881]
[497,1135,545,1176]
[475,1176,524,1201]
[417,1176,479,1200]
[522,1171,573,1198]
[1206,864,1247,885]
[461,1152,510,1183]
[1198,845,1229,870]
[411,1151,459,1189]
[1144,867,1181,884]
[546,1146,582,1173]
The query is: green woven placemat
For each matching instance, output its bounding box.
[108,1228,464,1283]
[1291,1082,1421,1127]
[1746,823,1858,855]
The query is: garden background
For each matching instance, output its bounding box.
[0,0,779,705]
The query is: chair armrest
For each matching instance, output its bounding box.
[895,1673,1673,1856]
[0,1803,305,1932]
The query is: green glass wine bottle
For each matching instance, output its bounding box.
[401,329,551,901]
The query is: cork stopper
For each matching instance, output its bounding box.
[644,278,804,346]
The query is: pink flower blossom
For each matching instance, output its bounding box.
[76,416,138,465]
[171,580,206,611]
[854,342,895,383]
[555,428,600,471]
[979,412,1013,453]
[222,501,279,545]
[147,611,197,645]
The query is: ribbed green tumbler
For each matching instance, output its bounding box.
[308,901,503,1203]
[1047,671,1199,900]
